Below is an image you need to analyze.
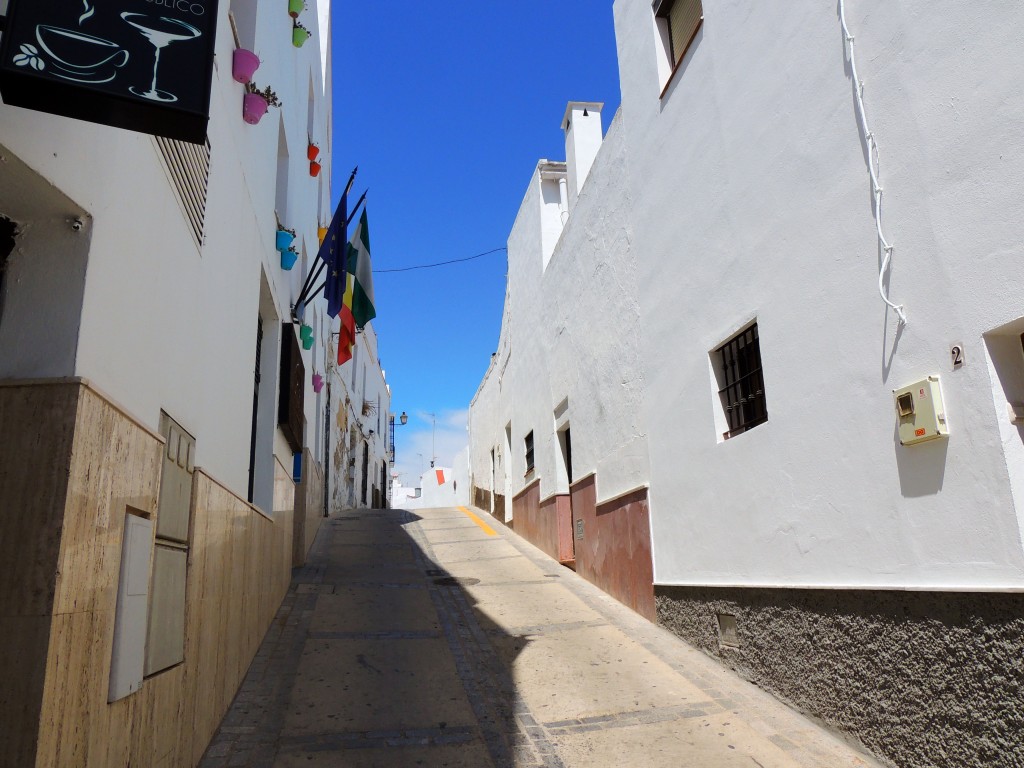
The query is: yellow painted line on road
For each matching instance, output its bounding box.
[458,506,497,537]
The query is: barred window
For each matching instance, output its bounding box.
[716,323,768,439]
[525,430,535,473]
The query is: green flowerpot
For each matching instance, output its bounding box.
[292,27,310,47]
[288,0,303,17]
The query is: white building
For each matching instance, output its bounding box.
[468,2,1024,766]
[391,462,467,511]
[327,323,393,512]
[0,0,364,763]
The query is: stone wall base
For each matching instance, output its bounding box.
[655,585,1024,768]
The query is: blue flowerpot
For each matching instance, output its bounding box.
[281,250,298,270]
[275,229,294,251]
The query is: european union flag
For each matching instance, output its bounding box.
[317,191,348,318]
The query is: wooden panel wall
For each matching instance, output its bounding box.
[2,382,296,768]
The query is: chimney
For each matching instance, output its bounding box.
[562,101,604,211]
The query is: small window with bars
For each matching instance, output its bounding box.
[654,0,703,91]
[155,136,211,249]
[524,430,535,474]
[715,323,768,440]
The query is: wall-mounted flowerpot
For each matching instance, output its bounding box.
[232,48,260,84]
[307,143,319,161]
[281,249,298,270]
[242,92,268,125]
[302,334,314,351]
[312,373,324,393]
[318,226,328,245]
[300,324,313,343]
[309,160,321,177]
[288,0,304,17]
[292,27,310,47]
[275,229,295,251]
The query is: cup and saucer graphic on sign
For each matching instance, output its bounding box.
[14,25,131,84]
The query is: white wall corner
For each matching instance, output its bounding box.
[562,102,605,208]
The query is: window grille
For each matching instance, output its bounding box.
[657,0,703,66]
[155,136,211,249]
[717,323,768,439]
[525,431,535,473]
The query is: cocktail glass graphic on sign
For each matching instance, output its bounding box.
[31,24,129,83]
[121,13,202,103]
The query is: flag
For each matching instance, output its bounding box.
[337,331,353,366]
[316,191,348,318]
[336,272,356,365]
[345,209,376,327]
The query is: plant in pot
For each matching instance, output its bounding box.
[281,245,299,271]
[275,225,296,252]
[232,48,260,83]
[292,20,310,48]
[242,83,281,125]
[288,0,305,18]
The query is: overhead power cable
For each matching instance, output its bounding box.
[374,247,507,274]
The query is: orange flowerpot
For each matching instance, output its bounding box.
[309,160,322,177]
[318,226,328,244]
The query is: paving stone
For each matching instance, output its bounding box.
[198,507,881,768]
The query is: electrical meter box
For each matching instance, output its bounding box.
[893,376,949,446]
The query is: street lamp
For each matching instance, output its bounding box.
[427,412,436,467]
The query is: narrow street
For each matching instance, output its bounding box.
[199,508,880,768]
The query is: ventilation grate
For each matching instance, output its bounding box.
[155,136,211,249]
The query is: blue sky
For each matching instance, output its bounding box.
[330,2,622,486]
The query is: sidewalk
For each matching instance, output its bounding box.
[199,506,882,768]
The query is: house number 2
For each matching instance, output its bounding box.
[951,343,965,370]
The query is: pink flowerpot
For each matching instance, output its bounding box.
[232,48,260,83]
[242,93,268,125]
[312,373,324,393]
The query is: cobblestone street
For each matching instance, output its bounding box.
[199,507,881,768]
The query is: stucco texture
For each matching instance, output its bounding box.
[656,586,1024,768]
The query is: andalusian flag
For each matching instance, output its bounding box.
[345,209,376,327]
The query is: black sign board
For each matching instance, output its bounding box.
[0,0,219,144]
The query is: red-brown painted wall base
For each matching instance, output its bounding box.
[511,479,559,560]
[570,475,655,621]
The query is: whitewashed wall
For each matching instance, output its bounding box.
[393,466,460,510]
[327,324,392,511]
[470,0,1024,592]
[0,0,334,509]
[469,111,650,517]
[611,0,1024,588]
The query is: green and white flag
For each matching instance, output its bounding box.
[345,209,376,327]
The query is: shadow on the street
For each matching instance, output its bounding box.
[325,506,534,767]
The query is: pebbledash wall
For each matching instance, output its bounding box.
[468,1,1024,766]
[0,0,336,764]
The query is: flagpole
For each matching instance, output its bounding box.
[295,168,358,308]
[294,189,369,308]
